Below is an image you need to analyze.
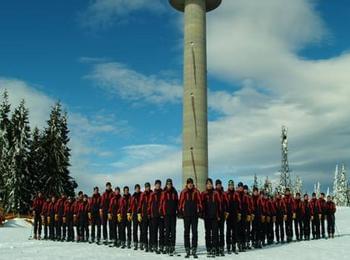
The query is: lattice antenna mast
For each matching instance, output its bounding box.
[279,126,291,192]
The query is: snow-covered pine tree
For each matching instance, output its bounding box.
[314,181,321,198]
[263,176,273,195]
[333,164,339,203]
[5,100,31,214]
[0,90,12,201]
[335,163,348,206]
[41,103,76,197]
[252,174,259,190]
[294,176,303,195]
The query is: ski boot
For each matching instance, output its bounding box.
[134,242,138,250]
[227,245,232,255]
[140,243,144,250]
[127,241,131,249]
[192,247,198,259]
[185,248,191,258]
[220,247,225,256]
[121,241,126,249]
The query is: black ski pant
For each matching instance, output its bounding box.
[217,217,225,249]
[55,217,66,240]
[320,214,326,238]
[120,220,132,245]
[251,216,261,244]
[164,215,177,248]
[151,216,164,249]
[303,218,311,239]
[267,219,274,243]
[141,216,152,248]
[33,213,42,237]
[226,216,238,249]
[275,216,285,242]
[132,214,141,244]
[66,218,74,241]
[49,214,56,240]
[327,215,335,237]
[79,217,89,241]
[312,215,320,239]
[101,211,110,241]
[91,213,101,241]
[42,216,48,239]
[184,216,198,249]
[204,218,218,252]
[294,218,303,240]
[238,217,248,247]
[285,214,293,241]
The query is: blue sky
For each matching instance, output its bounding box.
[0,0,349,193]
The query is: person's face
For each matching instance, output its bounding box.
[155,183,161,189]
[321,194,325,199]
[238,186,243,192]
[135,187,140,193]
[68,198,72,203]
[79,194,83,200]
[286,190,290,196]
[124,188,129,195]
[52,197,56,202]
[83,197,87,202]
[228,184,234,191]
[253,190,258,196]
[296,194,300,200]
[94,189,99,195]
[327,196,331,202]
[187,183,194,189]
[206,182,213,190]
[216,184,222,190]
[106,184,112,191]
[167,183,172,190]
[244,189,248,194]
[312,195,316,199]
[115,189,120,195]
[304,195,309,201]
[38,192,42,198]
[145,186,150,192]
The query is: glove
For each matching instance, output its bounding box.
[32,210,36,217]
[319,214,322,220]
[266,216,271,223]
[73,214,77,224]
[41,215,45,223]
[251,214,255,221]
[47,216,51,225]
[261,216,266,223]
[311,216,314,221]
[108,213,112,221]
[62,217,67,224]
[224,212,229,220]
[237,213,241,222]
[137,213,142,223]
[272,216,276,223]
[283,215,287,221]
[117,214,122,223]
[127,213,132,222]
[246,215,251,222]
[99,209,103,218]
[54,214,59,222]
[88,212,92,221]
[293,213,296,219]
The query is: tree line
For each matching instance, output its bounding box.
[0,90,77,214]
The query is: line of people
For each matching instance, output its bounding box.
[31,178,337,258]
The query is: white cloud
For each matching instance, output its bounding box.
[79,0,166,29]
[86,62,182,105]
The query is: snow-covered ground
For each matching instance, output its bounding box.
[1,208,350,260]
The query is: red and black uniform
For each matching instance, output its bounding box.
[129,191,142,246]
[32,196,45,238]
[47,200,57,240]
[310,198,321,239]
[274,197,286,243]
[283,194,295,242]
[77,200,90,241]
[138,189,152,250]
[41,200,50,239]
[119,193,132,247]
[54,197,66,240]
[201,188,221,253]
[100,189,113,241]
[237,190,251,251]
[109,193,121,245]
[294,198,304,240]
[265,198,276,244]
[63,200,75,241]
[179,187,202,251]
[302,198,313,240]
[148,188,164,252]
[160,187,178,251]
[215,187,226,252]
[89,193,101,242]
[251,195,264,247]
[225,189,241,252]
[318,197,327,238]
[325,201,336,238]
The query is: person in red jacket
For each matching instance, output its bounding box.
[89,186,101,243]
[274,192,286,243]
[48,195,57,240]
[138,182,152,252]
[129,184,142,250]
[109,187,121,246]
[302,193,313,240]
[54,193,67,241]
[310,192,321,239]
[41,198,50,240]
[326,195,336,238]
[148,179,164,254]
[215,179,226,256]
[119,186,132,249]
[201,178,221,257]
[77,194,90,242]
[236,182,251,252]
[283,188,295,242]
[179,178,202,258]
[73,191,84,242]
[294,192,304,241]
[100,182,113,243]
[63,196,75,241]
[318,192,327,238]
[260,192,269,246]
[32,191,45,239]
[160,178,178,256]
[266,194,276,245]
[225,180,240,254]
[251,188,264,249]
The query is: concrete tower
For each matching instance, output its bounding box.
[169,0,222,191]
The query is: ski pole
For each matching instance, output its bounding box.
[335,222,341,237]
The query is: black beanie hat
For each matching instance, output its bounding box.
[243,185,248,190]
[186,178,194,184]
[155,179,161,185]
[145,182,151,188]
[215,179,222,186]
[238,182,243,187]
[135,184,141,190]
[206,178,213,185]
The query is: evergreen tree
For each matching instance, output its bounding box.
[314,181,321,198]
[5,100,31,214]
[333,164,339,200]
[41,103,76,197]
[263,176,273,195]
[0,90,12,201]
[28,127,45,193]
[335,163,348,206]
[252,173,259,190]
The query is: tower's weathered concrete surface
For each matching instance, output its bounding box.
[169,0,221,191]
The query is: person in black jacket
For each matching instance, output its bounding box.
[160,179,178,256]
